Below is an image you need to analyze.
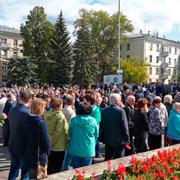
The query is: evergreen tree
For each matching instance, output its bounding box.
[8,56,37,86]
[51,11,73,86]
[20,6,54,83]
[72,22,94,87]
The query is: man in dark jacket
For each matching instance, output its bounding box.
[123,95,135,155]
[100,93,129,160]
[2,93,15,146]
[8,91,31,180]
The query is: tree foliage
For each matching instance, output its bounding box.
[74,9,134,81]
[50,11,73,86]
[20,6,54,83]
[8,56,37,86]
[72,22,94,87]
[119,57,149,83]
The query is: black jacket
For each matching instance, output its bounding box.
[133,110,149,139]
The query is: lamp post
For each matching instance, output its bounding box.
[118,0,121,71]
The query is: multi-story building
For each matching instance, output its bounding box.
[0,25,23,84]
[121,31,180,84]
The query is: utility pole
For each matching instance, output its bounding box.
[118,0,121,70]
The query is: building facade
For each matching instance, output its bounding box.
[0,25,23,84]
[121,32,180,84]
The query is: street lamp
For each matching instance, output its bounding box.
[118,0,121,71]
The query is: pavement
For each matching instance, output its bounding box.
[0,138,10,180]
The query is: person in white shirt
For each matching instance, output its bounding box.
[62,94,76,124]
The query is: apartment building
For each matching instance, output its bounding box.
[0,25,23,84]
[121,32,180,84]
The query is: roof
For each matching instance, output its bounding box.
[0,25,20,34]
[126,33,180,46]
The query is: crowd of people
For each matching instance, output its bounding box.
[0,82,179,180]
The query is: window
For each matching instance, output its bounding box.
[169,46,171,53]
[175,48,177,55]
[169,58,171,65]
[149,67,152,74]
[167,69,171,76]
[174,59,176,65]
[0,38,7,44]
[156,44,160,51]
[14,39,18,46]
[2,63,8,71]
[120,45,122,51]
[150,43,153,51]
[156,68,159,75]
[149,55,152,63]
[156,56,159,63]
[127,43,130,50]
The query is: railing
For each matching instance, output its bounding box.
[48,144,180,180]
[0,43,10,50]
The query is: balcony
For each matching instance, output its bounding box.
[0,43,10,50]
[160,62,169,68]
[160,51,169,57]
[161,73,169,79]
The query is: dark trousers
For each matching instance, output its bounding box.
[3,120,10,146]
[105,145,125,161]
[48,151,65,175]
[148,134,161,150]
[134,138,147,153]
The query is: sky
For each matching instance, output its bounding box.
[0,0,180,41]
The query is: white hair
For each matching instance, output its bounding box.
[109,93,121,105]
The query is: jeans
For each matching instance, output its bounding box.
[61,151,72,171]
[71,156,92,169]
[8,154,29,180]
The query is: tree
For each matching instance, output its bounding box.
[50,11,73,86]
[20,6,54,83]
[8,56,37,86]
[118,57,149,83]
[74,9,134,81]
[72,22,94,87]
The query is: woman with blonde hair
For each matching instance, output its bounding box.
[25,99,50,179]
[167,102,180,144]
[43,97,69,174]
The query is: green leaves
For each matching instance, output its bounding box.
[8,56,38,85]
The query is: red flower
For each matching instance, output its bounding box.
[115,162,126,175]
[171,176,179,180]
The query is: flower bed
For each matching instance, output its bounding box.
[72,147,180,180]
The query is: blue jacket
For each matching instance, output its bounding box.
[167,109,180,140]
[68,115,98,157]
[9,103,30,155]
[25,115,50,169]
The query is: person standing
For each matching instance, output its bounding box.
[167,102,180,145]
[8,91,31,180]
[123,95,135,155]
[44,97,69,174]
[133,98,149,153]
[100,93,129,160]
[3,93,15,146]
[67,102,98,168]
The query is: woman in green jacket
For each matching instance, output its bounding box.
[68,102,98,168]
[44,97,68,174]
